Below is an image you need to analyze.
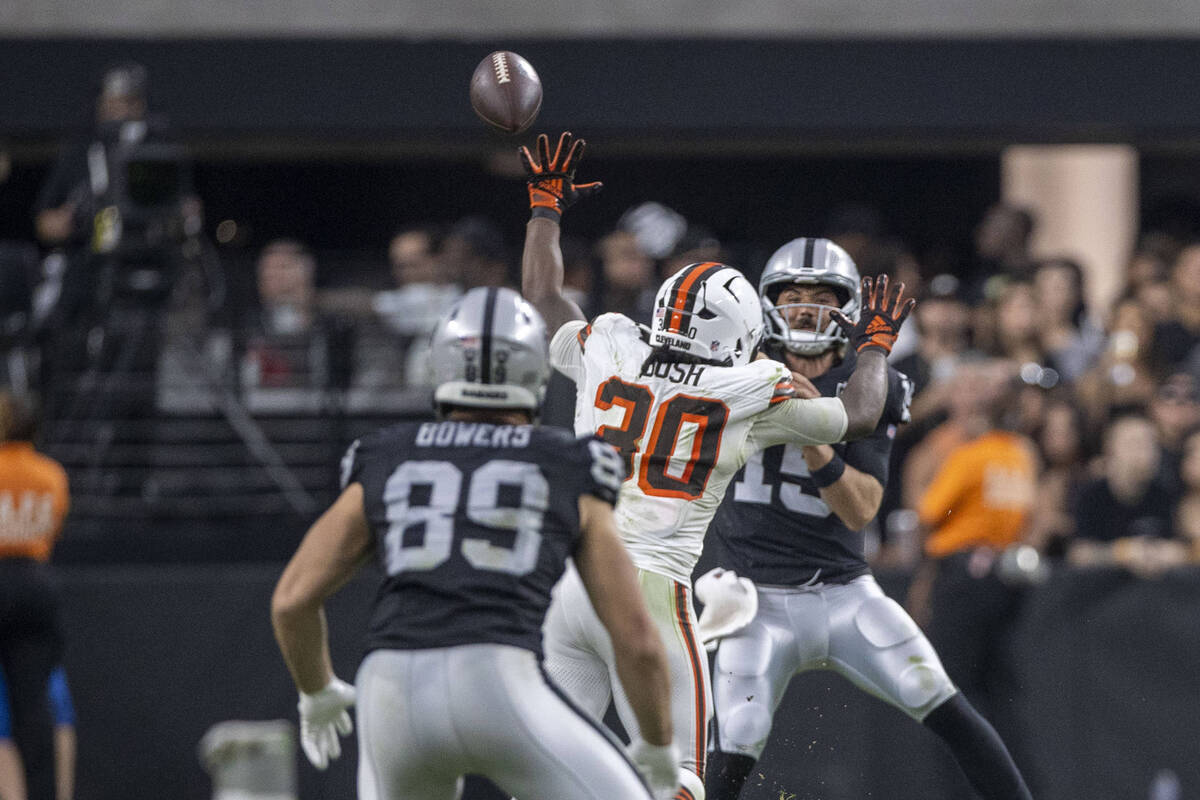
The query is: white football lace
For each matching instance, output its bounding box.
[492,53,511,84]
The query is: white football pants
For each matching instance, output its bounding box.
[543,564,710,799]
[712,574,958,759]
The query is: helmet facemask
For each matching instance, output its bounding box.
[757,237,862,357]
[763,282,858,356]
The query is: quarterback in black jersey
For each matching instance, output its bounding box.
[271,287,680,799]
[705,239,1033,800]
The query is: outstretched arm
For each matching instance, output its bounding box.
[523,217,586,334]
[518,132,602,335]
[271,484,373,693]
[832,275,914,440]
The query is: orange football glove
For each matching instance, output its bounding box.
[518,131,603,220]
[830,274,915,356]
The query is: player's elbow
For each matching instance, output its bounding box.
[270,578,314,625]
[841,507,877,532]
[842,487,884,531]
[842,413,877,442]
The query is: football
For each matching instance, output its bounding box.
[469,51,543,135]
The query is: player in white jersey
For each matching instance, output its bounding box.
[517,132,914,800]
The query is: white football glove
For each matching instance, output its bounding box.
[297,677,356,770]
[695,568,758,651]
[628,740,680,800]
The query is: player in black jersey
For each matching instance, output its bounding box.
[271,287,681,800]
[704,239,1033,800]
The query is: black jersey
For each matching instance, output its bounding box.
[710,353,912,585]
[341,420,624,656]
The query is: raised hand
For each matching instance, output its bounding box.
[518,131,603,219]
[830,275,915,356]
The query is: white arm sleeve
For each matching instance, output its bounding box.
[748,396,850,449]
[548,320,589,384]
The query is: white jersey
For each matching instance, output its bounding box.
[550,313,849,582]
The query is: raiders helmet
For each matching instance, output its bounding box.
[650,262,763,367]
[759,237,861,356]
[429,287,549,412]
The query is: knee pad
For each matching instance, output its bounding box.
[898,662,955,715]
[853,594,955,718]
[678,766,705,800]
[716,703,772,759]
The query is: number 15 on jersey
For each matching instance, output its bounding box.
[733,445,831,517]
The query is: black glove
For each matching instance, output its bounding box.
[518,132,602,221]
[830,274,915,356]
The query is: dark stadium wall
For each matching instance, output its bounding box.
[1,38,1199,144]
[57,565,1200,800]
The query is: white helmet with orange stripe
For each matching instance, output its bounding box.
[649,261,764,367]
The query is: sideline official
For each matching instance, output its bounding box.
[0,392,70,800]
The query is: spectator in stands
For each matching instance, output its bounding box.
[880,275,973,561]
[892,275,973,417]
[985,278,1046,367]
[902,357,1005,512]
[1149,373,1200,491]
[442,216,511,289]
[1172,424,1200,560]
[0,392,70,800]
[1151,242,1200,372]
[371,226,459,337]
[1132,274,1174,327]
[972,202,1037,287]
[592,229,656,321]
[1027,393,1089,551]
[0,666,75,800]
[909,362,1037,728]
[1069,412,1182,577]
[239,240,353,407]
[1125,233,1177,291]
[1076,295,1159,429]
[825,203,883,268]
[658,224,721,279]
[1121,237,1174,321]
[558,234,594,316]
[357,226,462,397]
[1034,258,1104,382]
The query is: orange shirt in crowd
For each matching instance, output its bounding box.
[0,441,70,562]
[918,430,1036,558]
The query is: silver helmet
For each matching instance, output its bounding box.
[759,237,861,356]
[429,287,549,412]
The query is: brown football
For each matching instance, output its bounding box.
[469,51,543,135]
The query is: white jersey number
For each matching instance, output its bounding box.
[382,459,548,577]
[733,445,831,517]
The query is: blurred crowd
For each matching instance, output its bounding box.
[1,63,1199,582]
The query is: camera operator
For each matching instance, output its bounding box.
[34,63,201,426]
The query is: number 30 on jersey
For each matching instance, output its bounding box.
[594,377,729,501]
